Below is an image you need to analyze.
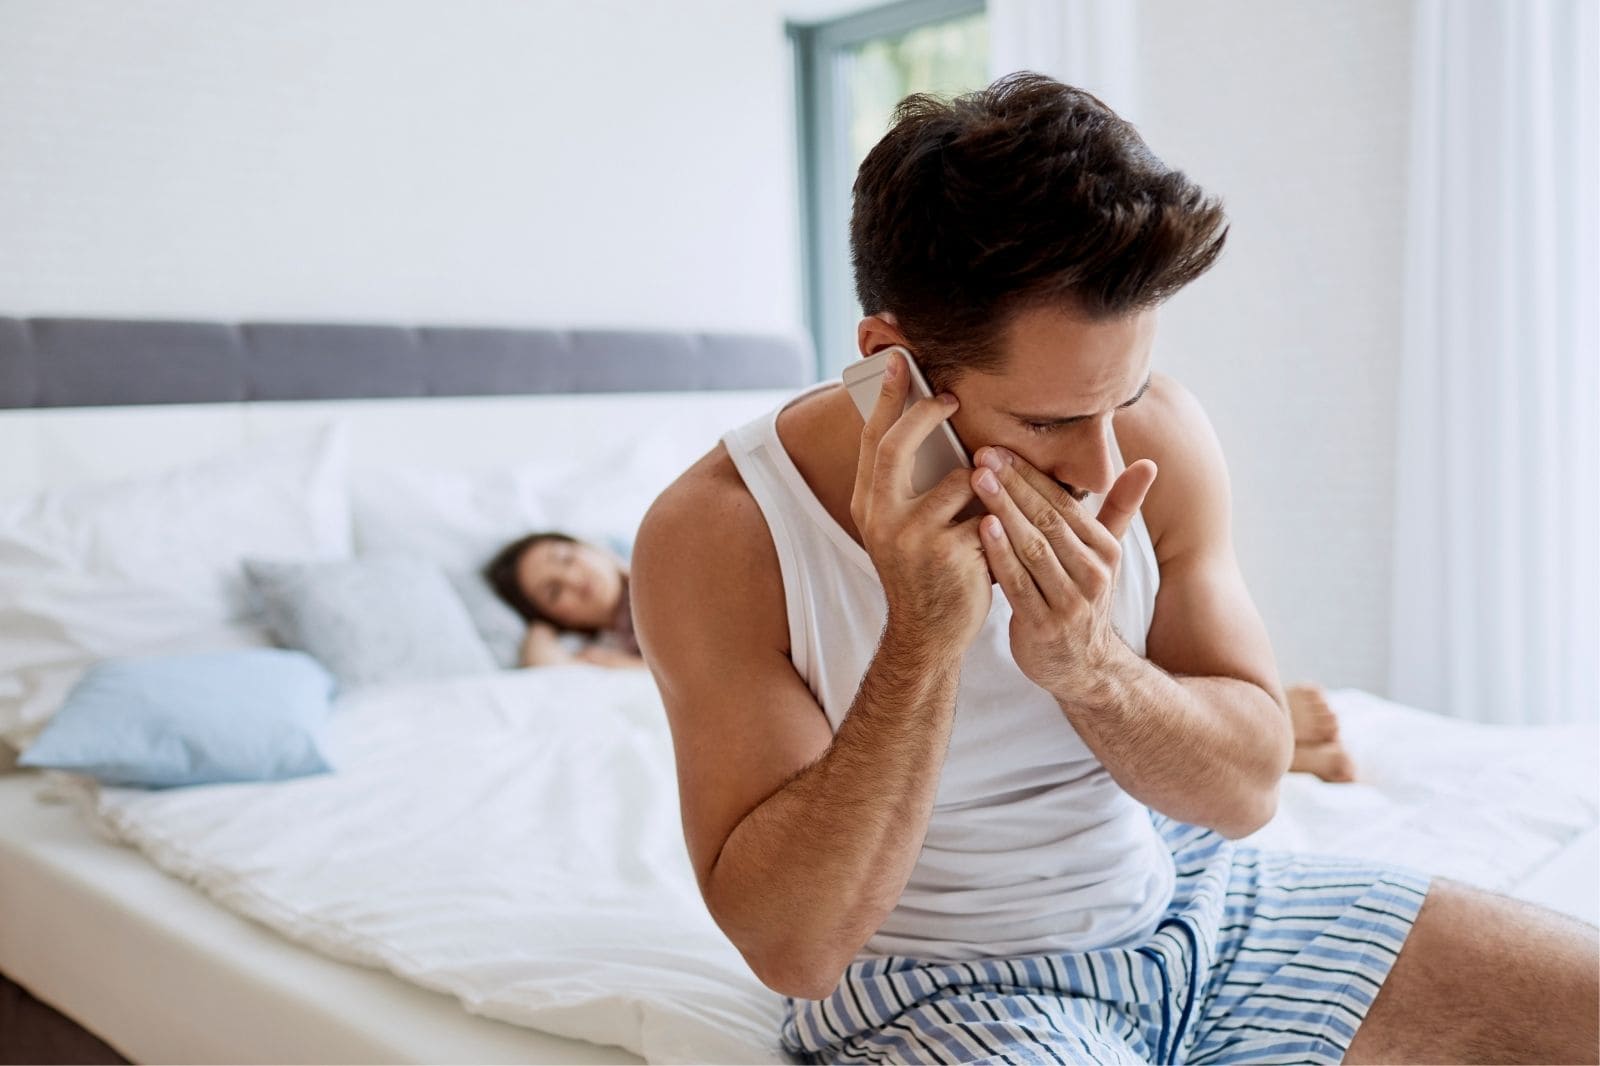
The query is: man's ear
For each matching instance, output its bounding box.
[856,312,909,359]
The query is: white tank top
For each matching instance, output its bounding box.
[720,380,1176,962]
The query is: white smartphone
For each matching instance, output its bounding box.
[842,345,974,496]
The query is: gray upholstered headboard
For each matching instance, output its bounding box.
[0,318,814,408]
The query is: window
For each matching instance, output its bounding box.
[790,0,989,379]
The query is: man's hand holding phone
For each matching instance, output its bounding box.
[850,350,992,657]
[969,443,1158,704]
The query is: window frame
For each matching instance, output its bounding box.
[788,0,987,380]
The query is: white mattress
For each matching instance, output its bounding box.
[0,771,642,1065]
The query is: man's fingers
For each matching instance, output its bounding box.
[971,463,1076,612]
[1096,459,1158,542]
[984,447,1120,560]
[978,513,1047,618]
[854,349,911,493]
[876,393,961,496]
[918,464,982,524]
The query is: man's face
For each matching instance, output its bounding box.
[942,304,1157,501]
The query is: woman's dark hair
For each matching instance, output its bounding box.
[483,531,595,633]
[851,71,1229,391]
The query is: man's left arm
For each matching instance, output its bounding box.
[1066,594,1293,840]
[971,374,1294,839]
[1065,376,1293,838]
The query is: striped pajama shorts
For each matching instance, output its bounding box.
[780,813,1432,1065]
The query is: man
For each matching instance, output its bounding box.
[631,73,1599,1064]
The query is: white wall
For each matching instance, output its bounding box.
[0,0,805,335]
[1,0,1415,694]
[1137,0,1415,692]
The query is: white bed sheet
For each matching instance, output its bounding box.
[53,666,793,1065]
[0,773,643,1065]
[1244,688,1600,925]
[7,677,1597,1065]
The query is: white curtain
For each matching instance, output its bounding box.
[988,0,1141,126]
[1390,0,1599,725]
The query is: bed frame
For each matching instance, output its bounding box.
[0,317,811,408]
[0,972,126,1065]
[0,315,812,1064]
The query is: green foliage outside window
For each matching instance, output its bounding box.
[845,12,990,174]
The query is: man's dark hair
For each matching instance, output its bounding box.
[851,70,1229,390]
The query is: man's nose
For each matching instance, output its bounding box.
[1053,422,1117,497]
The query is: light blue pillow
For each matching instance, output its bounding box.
[18,649,337,788]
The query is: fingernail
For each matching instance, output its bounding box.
[978,470,1000,493]
[992,447,1013,466]
[940,392,958,408]
[884,353,899,380]
[978,449,1004,472]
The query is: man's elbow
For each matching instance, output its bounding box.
[1215,694,1293,839]
[755,956,846,1002]
[707,884,847,1001]
[732,922,847,1000]
[1212,780,1280,840]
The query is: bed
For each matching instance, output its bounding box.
[1,317,1595,1065]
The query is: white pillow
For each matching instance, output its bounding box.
[353,428,694,575]
[353,432,687,664]
[351,463,556,581]
[0,423,353,749]
[445,569,529,670]
[530,429,703,553]
[351,462,557,669]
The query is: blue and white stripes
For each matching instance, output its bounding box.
[780,814,1430,1064]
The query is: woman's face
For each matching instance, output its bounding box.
[515,539,624,630]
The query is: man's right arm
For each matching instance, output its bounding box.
[630,457,962,1000]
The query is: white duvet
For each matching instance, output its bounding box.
[57,672,1600,1064]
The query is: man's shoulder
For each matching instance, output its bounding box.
[1115,372,1230,564]
[1126,372,1214,451]
[643,443,767,545]
[633,443,790,652]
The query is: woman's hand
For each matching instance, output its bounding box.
[518,620,573,668]
[520,622,645,670]
[573,645,647,669]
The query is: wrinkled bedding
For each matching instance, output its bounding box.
[48,673,1599,1063]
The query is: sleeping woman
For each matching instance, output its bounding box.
[485,533,1358,779]
[484,532,645,670]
